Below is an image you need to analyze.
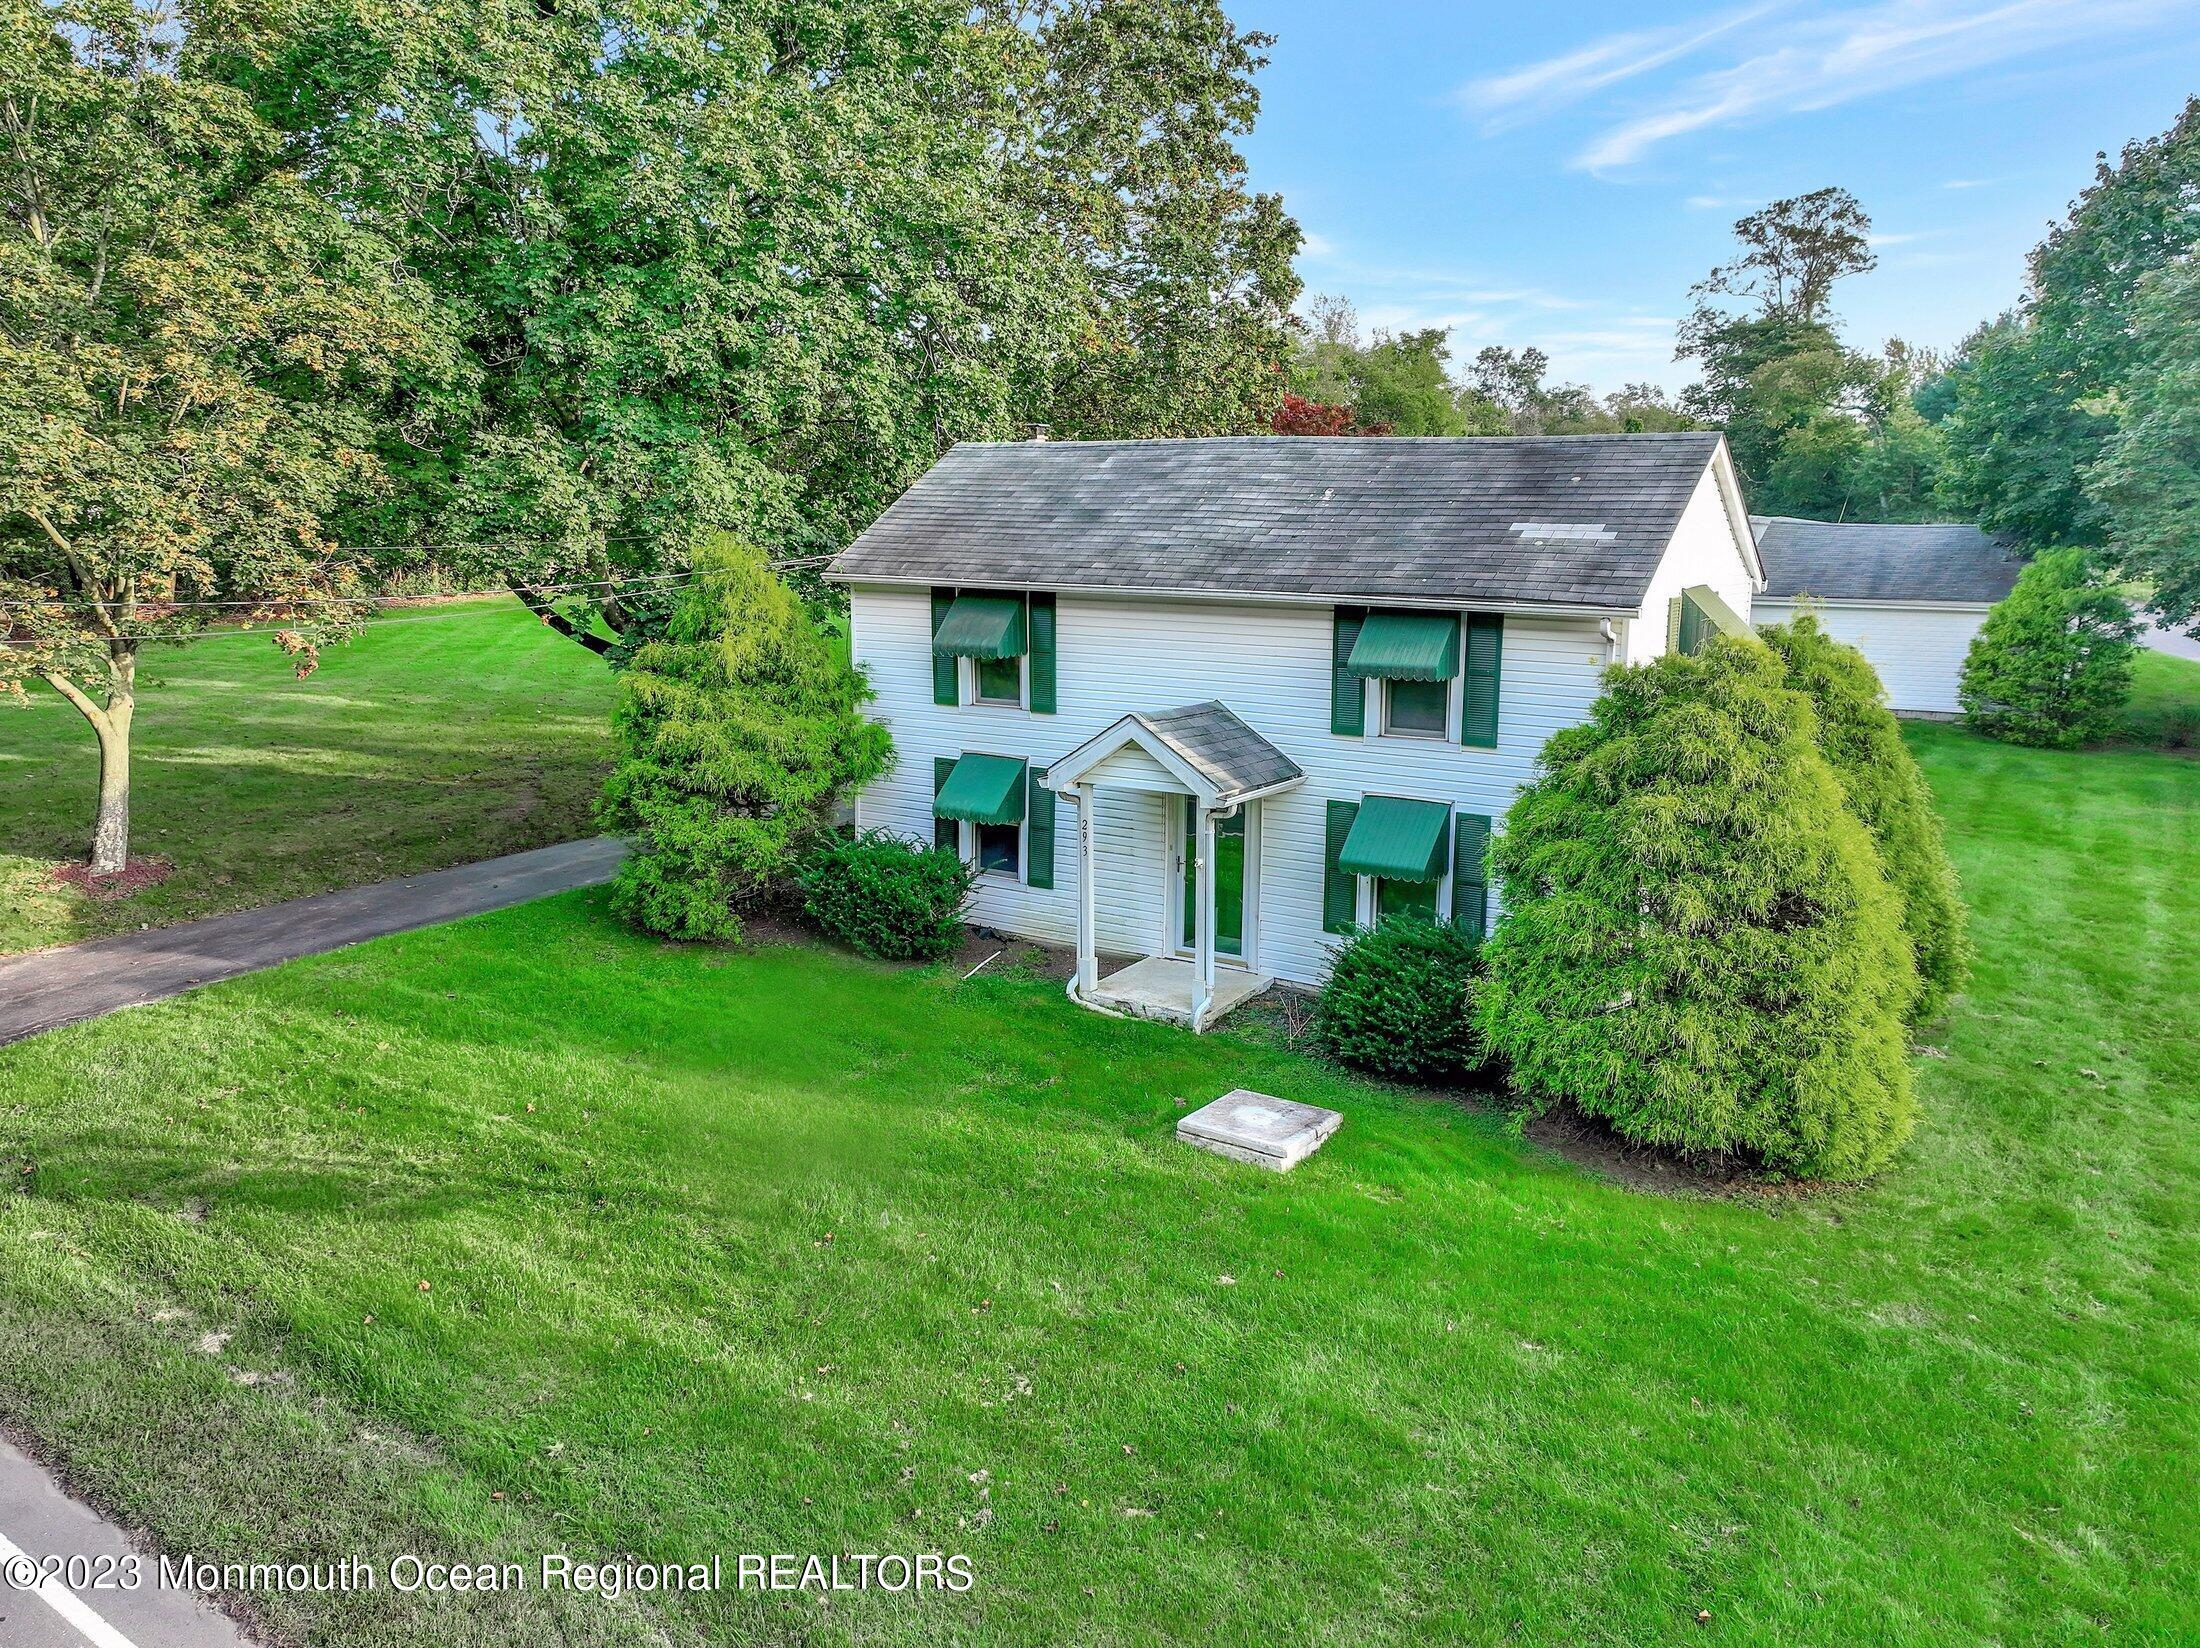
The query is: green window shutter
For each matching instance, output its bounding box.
[1028,593,1057,714]
[1665,594,1684,654]
[1025,769,1055,888]
[1462,613,1503,748]
[1322,799,1360,933]
[933,757,958,852]
[1452,813,1492,942]
[930,589,958,705]
[1331,607,1366,736]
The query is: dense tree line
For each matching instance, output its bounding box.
[1938,99,2200,628]
[2,0,1299,870]
[1283,103,2200,632]
[1283,295,1694,437]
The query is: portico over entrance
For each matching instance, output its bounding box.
[1045,702,1303,1032]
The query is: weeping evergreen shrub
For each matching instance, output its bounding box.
[1476,638,1920,1180]
[600,536,891,941]
[1763,614,1969,1024]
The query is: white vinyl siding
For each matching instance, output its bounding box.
[1627,461,1759,664]
[1754,599,1988,715]
[850,587,1610,988]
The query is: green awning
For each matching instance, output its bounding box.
[933,594,1027,659]
[1338,794,1451,882]
[1346,611,1460,680]
[933,753,1028,824]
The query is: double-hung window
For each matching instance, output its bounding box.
[932,753,1057,888]
[930,589,1058,714]
[1331,607,1502,746]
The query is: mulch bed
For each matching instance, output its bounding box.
[50,856,175,901]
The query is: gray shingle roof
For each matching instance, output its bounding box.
[1132,702,1302,802]
[1752,516,2022,604]
[832,435,1730,610]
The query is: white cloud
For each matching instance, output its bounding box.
[1469,0,2197,173]
[1458,3,1785,127]
[1295,244,1687,391]
[1685,193,1758,211]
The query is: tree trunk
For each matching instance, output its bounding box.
[89,689,134,875]
[43,646,138,876]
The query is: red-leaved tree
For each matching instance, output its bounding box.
[1270,393,1390,436]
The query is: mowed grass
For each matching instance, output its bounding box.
[0,599,617,953]
[2122,648,2200,751]
[0,728,2194,1647]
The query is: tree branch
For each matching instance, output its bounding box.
[508,582,614,656]
[24,509,119,638]
[36,664,109,732]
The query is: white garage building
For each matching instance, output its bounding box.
[1751,516,2022,715]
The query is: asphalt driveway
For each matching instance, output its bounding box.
[0,836,626,1046]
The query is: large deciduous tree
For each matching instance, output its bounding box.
[2086,261,2200,626]
[1693,186,1875,327]
[1677,188,1948,520]
[0,0,443,874]
[205,0,1299,653]
[1937,97,2199,615]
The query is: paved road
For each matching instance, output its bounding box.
[0,1436,254,1647]
[0,838,628,1642]
[2141,619,2200,661]
[0,836,627,1047]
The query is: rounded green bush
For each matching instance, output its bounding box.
[1476,637,1919,1180]
[799,830,975,962]
[1959,547,2138,749]
[1315,916,1485,1082]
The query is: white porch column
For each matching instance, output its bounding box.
[1075,784,1098,997]
[1192,802,1215,1030]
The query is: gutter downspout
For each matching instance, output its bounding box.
[1599,618,1623,666]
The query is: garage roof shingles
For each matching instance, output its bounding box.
[1752,516,2022,604]
[831,435,1728,610]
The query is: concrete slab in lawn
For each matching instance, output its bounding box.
[1177,1089,1342,1171]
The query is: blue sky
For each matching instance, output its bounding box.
[1234,0,2200,396]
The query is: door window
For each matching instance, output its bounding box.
[1179,800,1245,957]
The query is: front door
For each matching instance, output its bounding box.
[1177,798,1245,959]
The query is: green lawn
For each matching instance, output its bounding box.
[2123,647,2200,750]
[0,725,2193,1646]
[0,598,617,954]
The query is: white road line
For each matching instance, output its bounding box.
[0,1528,144,1648]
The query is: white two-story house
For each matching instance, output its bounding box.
[828,435,1761,1030]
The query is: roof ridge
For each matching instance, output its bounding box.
[1755,514,1996,530]
[947,432,1720,450]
